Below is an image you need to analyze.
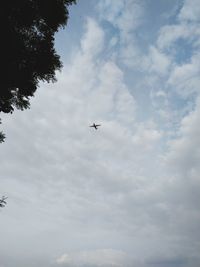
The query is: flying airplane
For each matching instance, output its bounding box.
[89,123,101,130]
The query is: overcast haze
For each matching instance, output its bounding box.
[1,0,200,266]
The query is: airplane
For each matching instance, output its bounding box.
[0,196,7,208]
[89,123,101,130]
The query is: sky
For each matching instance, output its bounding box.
[1,0,200,266]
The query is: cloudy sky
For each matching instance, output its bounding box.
[1,0,200,266]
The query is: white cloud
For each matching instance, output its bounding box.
[167,52,200,97]
[157,24,197,50]
[157,0,200,53]
[132,121,162,150]
[98,0,143,37]
[56,254,71,264]
[166,97,200,180]
[81,18,104,57]
[97,0,145,68]
[178,0,200,22]
[56,249,131,267]
[145,46,171,75]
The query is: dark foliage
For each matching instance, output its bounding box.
[0,132,5,143]
[0,0,76,140]
[0,119,5,143]
[0,196,7,208]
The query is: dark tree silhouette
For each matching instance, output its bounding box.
[0,119,5,143]
[0,196,7,208]
[0,0,76,141]
[0,133,5,143]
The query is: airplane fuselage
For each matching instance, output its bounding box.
[90,123,101,130]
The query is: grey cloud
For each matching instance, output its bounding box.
[146,257,188,266]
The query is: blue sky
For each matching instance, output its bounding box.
[1,1,200,267]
